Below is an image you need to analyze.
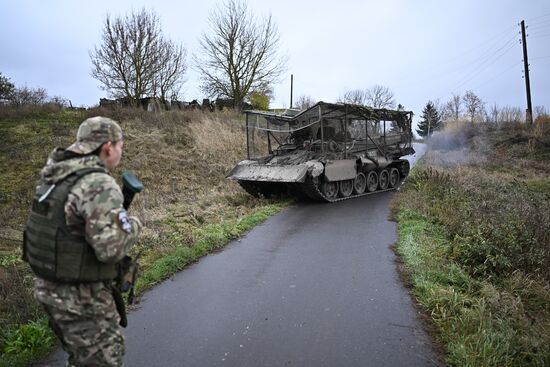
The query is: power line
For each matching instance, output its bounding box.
[443,25,517,62]
[409,29,519,89]
[453,35,519,91]
[528,26,550,34]
[437,28,518,74]
[421,19,545,107]
[395,25,518,85]
[449,18,545,99]
[471,61,521,90]
[398,21,542,105]
[530,33,550,40]
[526,19,550,28]
[528,24,550,32]
[411,28,521,102]
[526,12,550,23]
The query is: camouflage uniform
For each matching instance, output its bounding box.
[29,117,141,367]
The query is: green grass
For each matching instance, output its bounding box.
[394,122,550,366]
[396,209,550,367]
[0,318,56,367]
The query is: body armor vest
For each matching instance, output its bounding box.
[23,167,118,283]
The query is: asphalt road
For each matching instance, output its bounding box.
[39,144,442,367]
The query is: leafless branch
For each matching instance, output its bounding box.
[90,8,186,103]
[462,90,485,123]
[295,95,316,110]
[339,89,366,105]
[365,85,395,109]
[194,0,286,109]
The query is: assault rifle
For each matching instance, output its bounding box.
[114,171,144,327]
[119,170,143,304]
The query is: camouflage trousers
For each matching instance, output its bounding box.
[42,302,124,367]
[35,279,125,366]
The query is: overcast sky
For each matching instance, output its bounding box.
[1,0,549,120]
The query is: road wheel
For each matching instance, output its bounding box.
[389,168,400,188]
[366,171,378,192]
[321,181,339,199]
[353,173,367,194]
[378,169,389,190]
[338,180,353,197]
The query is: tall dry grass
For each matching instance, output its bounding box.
[187,115,246,165]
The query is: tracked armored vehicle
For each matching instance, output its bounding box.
[227,102,415,202]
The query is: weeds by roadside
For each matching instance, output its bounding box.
[394,121,550,366]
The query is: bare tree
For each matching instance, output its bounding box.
[195,0,286,110]
[154,39,187,101]
[499,106,523,123]
[339,89,366,105]
[462,90,484,123]
[90,9,186,103]
[430,99,446,120]
[295,95,316,110]
[364,85,395,109]
[489,102,499,124]
[11,86,48,106]
[49,95,69,108]
[534,105,547,120]
[444,93,462,121]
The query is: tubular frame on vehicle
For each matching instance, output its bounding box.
[230,102,415,202]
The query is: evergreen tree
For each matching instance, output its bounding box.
[0,72,15,101]
[416,101,442,137]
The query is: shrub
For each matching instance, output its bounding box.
[395,120,550,366]
[1,319,56,366]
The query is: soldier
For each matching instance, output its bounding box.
[23,116,141,366]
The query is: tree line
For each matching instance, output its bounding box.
[293,85,397,111]
[416,91,548,137]
[0,72,71,108]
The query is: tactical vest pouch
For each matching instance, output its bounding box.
[24,167,118,283]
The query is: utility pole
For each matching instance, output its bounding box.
[520,20,533,124]
[290,74,294,108]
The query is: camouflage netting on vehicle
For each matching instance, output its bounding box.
[229,102,415,202]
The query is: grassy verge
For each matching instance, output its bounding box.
[0,107,290,365]
[393,121,550,366]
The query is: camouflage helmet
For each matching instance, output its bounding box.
[66,116,123,155]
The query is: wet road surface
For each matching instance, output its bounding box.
[39,144,442,366]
